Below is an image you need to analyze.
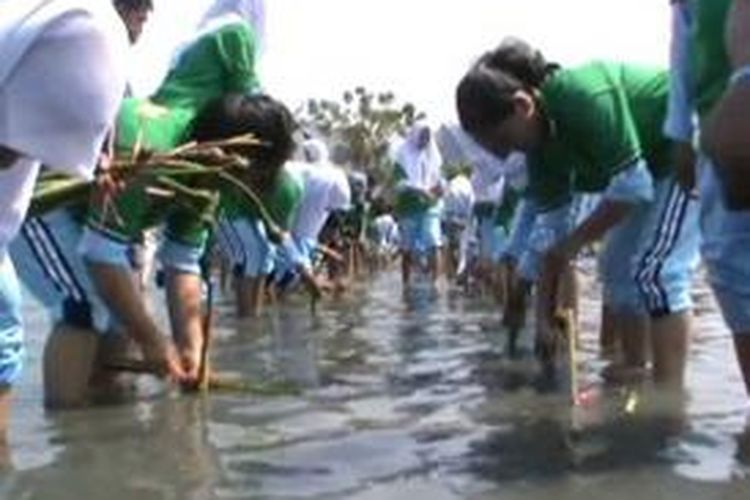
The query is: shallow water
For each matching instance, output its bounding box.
[1,263,749,499]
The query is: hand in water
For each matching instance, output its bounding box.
[179,344,203,382]
[142,336,189,383]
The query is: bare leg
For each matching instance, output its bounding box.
[401,252,413,288]
[0,386,10,457]
[236,276,265,318]
[600,304,621,359]
[494,263,508,309]
[612,311,650,383]
[650,311,691,391]
[165,270,204,378]
[90,332,138,404]
[427,248,441,285]
[504,275,530,358]
[43,323,99,409]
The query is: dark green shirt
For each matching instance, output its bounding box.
[529,61,671,212]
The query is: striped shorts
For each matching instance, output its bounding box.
[216,217,276,278]
[10,209,111,331]
[600,175,700,317]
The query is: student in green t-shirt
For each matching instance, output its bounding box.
[81,93,297,388]
[667,0,750,397]
[215,156,309,318]
[456,38,701,391]
[14,0,268,407]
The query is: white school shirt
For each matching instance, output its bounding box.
[0,1,128,251]
[443,175,474,224]
[288,162,352,241]
[373,214,399,248]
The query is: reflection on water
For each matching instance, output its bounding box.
[1,266,749,499]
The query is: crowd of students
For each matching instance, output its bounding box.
[0,0,749,457]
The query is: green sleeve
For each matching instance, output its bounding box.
[116,98,195,153]
[264,171,303,230]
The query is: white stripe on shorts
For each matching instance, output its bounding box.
[21,217,86,302]
[635,182,690,313]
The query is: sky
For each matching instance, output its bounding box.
[131,0,671,123]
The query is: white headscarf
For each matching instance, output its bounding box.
[301,139,330,164]
[394,124,443,192]
[171,0,265,68]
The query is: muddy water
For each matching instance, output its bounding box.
[1,263,748,499]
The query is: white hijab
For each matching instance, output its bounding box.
[171,0,266,68]
[394,124,443,192]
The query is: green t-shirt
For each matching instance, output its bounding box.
[117,23,261,153]
[116,99,195,153]
[86,174,218,247]
[91,22,262,245]
[393,163,438,217]
[690,0,731,120]
[153,22,260,111]
[530,61,671,212]
[221,166,305,231]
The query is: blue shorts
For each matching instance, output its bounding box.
[273,236,317,289]
[504,199,538,264]
[398,208,443,255]
[477,215,507,264]
[217,217,276,278]
[0,254,24,386]
[11,210,111,331]
[158,239,205,276]
[698,155,750,334]
[600,173,700,317]
[517,193,600,282]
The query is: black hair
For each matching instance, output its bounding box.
[456,37,558,136]
[192,93,297,170]
[113,0,153,11]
